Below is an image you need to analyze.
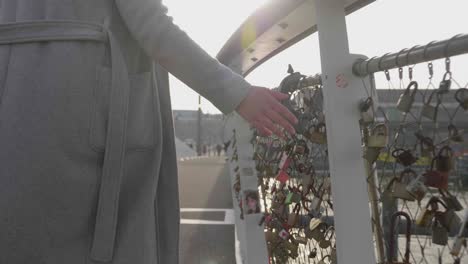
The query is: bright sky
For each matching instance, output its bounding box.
[164,0,468,114]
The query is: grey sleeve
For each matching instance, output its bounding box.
[116,0,252,114]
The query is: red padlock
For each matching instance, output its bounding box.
[424,158,449,189]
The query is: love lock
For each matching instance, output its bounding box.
[416,197,440,227]
[397,81,418,113]
[423,159,449,189]
[439,188,464,211]
[448,124,464,143]
[435,146,454,173]
[415,131,435,158]
[438,71,452,93]
[435,202,462,233]
[319,226,334,249]
[432,218,449,246]
[307,218,327,242]
[367,123,389,148]
[455,88,468,110]
[307,122,327,144]
[359,97,374,124]
[388,212,412,264]
[392,148,418,167]
[389,169,417,201]
[405,174,427,201]
[421,90,441,121]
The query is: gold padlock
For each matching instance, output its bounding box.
[367,123,389,148]
[308,123,327,144]
[416,197,441,227]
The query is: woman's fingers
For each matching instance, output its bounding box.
[264,108,295,135]
[258,116,285,139]
[270,90,290,101]
[268,97,298,125]
[252,120,272,137]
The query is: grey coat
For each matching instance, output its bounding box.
[0,1,251,263]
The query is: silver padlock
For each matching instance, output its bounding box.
[421,90,441,121]
[406,174,427,201]
[432,219,448,246]
[455,88,468,110]
[359,97,374,124]
[367,123,389,148]
[397,81,418,113]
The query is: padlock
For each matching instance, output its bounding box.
[432,219,449,245]
[396,81,418,113]
[450,209,468,256]
[438,72,452,94]
[421,90,441,121]
[308,194,323,216]
[318,255,332,264]
[359,97,374,124]
[405,174,427,201]
[439,188,463,211]
[367,123,389,148]
[455,88,468,110]
[436,207,462,233]
[287,204,301,227]
[308,248,317,258]
[319,226,334,249]
[434,146,454,172]
[415,131,435,158]
[308,123,327,144]
[390,169,417,201]
[388,212,412,264]
[293,139,308,155]
[363,146,382,164]
[392,148,418,167]
[423,161,449,190]
[416,197,439,227]
[307,218,327,241]
[448,124,464,143]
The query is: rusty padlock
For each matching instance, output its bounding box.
[423,159,449,190]
[434,146,454,172]
[388,211,412,264]
[421,90,441,121]
[397,81,418,113]
[455,88,468,110]
[367,123,389,148]
[392,148,418,167]
[308,122,327,144]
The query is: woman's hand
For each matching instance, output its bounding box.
[236,86,298,138]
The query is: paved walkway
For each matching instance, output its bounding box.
[178,157,237,264]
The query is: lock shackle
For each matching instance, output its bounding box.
[323,226,335,240]
[389,211,412,263]
[427,196,448,210]
[425,90,442,105]
[371,123,388,136]
[403,81,419,96]
[448,124,462,139]
[442,71,452,81]
[292,203,301,214]
[320,255,332,262]
[455,88,468,107]
[437,145,453,158]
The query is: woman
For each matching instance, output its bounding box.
[0,1,297,263]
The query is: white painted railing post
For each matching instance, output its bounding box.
[313,0,377,263]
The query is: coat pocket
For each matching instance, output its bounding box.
[90,66,156,151]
